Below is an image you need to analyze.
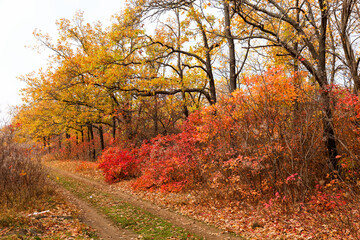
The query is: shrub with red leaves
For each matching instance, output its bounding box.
[98,148,141,183]
[131,130,200,192]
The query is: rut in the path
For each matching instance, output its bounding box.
[54,168,244,240]
[58,187,139,240]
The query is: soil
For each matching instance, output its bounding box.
[54,168,244,240]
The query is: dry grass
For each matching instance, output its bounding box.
[0,126,98,239]
[0,125,52,210]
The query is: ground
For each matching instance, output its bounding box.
[0,191,98,239]
[52,167,243,240]
[58,186,139,239]
[2,159,359,239]
[47,159,360,239]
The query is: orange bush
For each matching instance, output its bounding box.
[97,67,360,207]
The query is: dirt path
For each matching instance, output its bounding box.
[57,186,139,240]
[54,168,244,240]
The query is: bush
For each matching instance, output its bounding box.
[0,124,51,209]
[99,68,360,207]
[131,130,200,192]
[98,147,141,183]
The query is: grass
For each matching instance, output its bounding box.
[54,173,202,240]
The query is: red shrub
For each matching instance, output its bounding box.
[97,69,360,207]
[131,130,200,192]
[97,148,141,183]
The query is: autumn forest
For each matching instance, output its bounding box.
[2,0,360,238]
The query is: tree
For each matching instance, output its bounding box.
[332,0,360,94]
[231,0,340,171]
[134,0,225,104]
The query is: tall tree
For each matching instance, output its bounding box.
[332,0,360,93]
[231,0,340,171]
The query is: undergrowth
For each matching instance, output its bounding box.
[0,124,53,210]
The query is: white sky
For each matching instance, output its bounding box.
[0,0,126,121]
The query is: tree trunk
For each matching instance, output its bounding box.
[98,125,105,151]
[58,134,62,149]
[175,9,190,118]
[318,1,339,172]
[339,0,360,94]
[112,116,116,140]
[88,124,96,160]
[124,101,133,140]
[47,136,51,153]
[153,95,159,136]
[65,131,71,153]
[224,0,237,93]
[81,129,84,143]
[195,16,217,104]
[321,90,339,171]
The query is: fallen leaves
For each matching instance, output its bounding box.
[0,192,98,239]
[112,180,360,239]
[51,159,360,239]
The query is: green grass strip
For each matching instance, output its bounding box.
[53,174,202,240]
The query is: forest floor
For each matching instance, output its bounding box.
[41,159,360,240]
[0,189,99,239]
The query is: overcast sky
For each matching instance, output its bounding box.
[0,0,126,121]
